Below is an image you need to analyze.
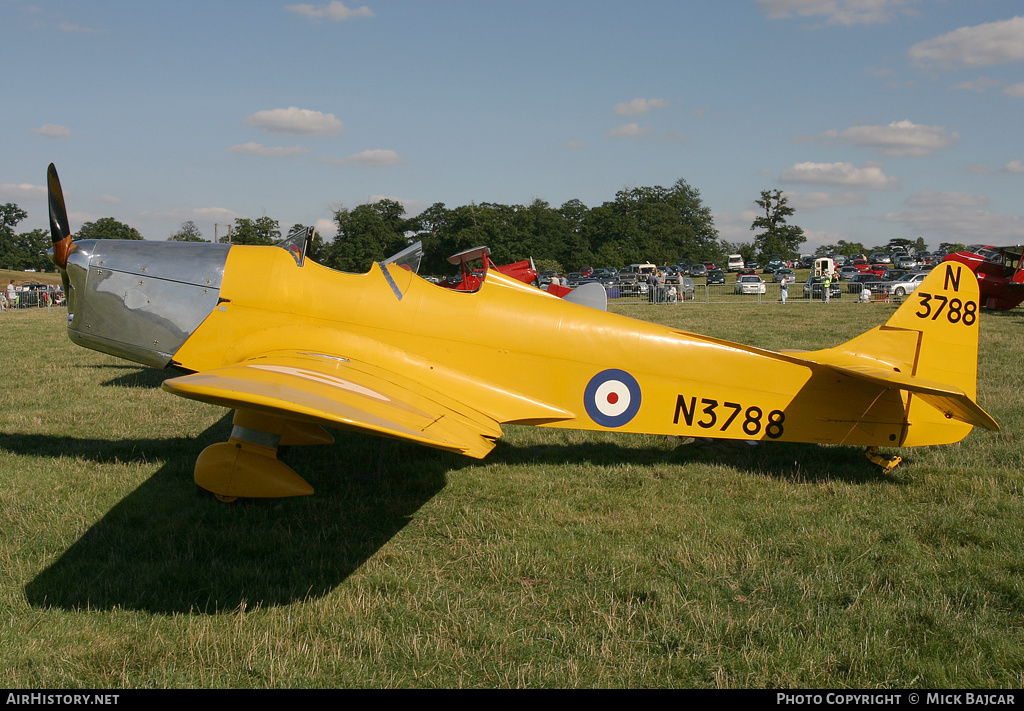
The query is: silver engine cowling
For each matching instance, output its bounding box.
[64,240,231,368]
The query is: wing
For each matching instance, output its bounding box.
[162,350,572,458]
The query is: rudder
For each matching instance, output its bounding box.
[884,262,989,445]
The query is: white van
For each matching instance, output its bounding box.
[727,254,744,272]
[813,257,835,277]
[628,263,657,275]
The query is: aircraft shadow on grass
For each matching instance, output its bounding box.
[17,409,895,615]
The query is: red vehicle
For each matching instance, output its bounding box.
[943,245,1024,310]
[439,246,538,292]
[851,259,871,272]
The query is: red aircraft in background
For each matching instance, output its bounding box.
[943,245,1024,311]
[439,246,538,292]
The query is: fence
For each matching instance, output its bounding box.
[2,290,65,310]
[609,281,902,306]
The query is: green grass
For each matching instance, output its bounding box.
[1,303,1023,688]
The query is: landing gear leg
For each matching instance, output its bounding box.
[195,410,333,501]
[864,446,902,474]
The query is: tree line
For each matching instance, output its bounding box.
[2,182,819,276]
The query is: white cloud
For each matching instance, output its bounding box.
[883,204,1024,242]
[758,0,919,26]
[780,161,899,190]
[315,217,337,240]
[286,2,375,21]
[97,194,121,204]
[605,123,654,139]
[30,124,71,138]
[613,98,669,117]
[950,77,1003,93]
[563,140,586,149]
[1004,83,1024,98]
[904,190,989,208]
[245,107,343,136]
[909,16,1024,68]
[787,192,869,212]
[712,210,760,242]
[966,160,1024,174]
[321,149,405,167]
[228,142,310,156]
[804,120,958,156]
[0,183,46,202]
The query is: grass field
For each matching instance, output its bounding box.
[1,268,63,288]
[1,299,1022,688]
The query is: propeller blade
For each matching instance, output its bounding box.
[47,163,74,269]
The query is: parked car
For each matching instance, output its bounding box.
[889,272,928,297]
[772,268,795,283]
[895,255,918,270]
[735,274,766,295]
[706,269,726,285]
[616,273,649,296]
[838,265,860,280]
[660,266,682,285]
[803,276,842,299]
[846,273,886,294]
[688,263,707,277]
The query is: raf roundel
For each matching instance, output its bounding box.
[584,369,642,428]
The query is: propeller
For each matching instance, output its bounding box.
[47,163,75,269]
[47,164,74,300]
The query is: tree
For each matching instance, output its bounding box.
[884,237,927,254]
[324,200,411,273]
[750,190,805,261]
[77,217,144,241]
[222,216,280,245]
[584,179,720,267]
[167,220,207,242]
[1,203,27,237]
[0,203,30,269]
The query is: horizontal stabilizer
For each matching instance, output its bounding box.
[812,361,998,431]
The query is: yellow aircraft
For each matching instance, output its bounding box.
[47,165,998,501]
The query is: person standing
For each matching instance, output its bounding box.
[822,272,832,303]
[780,275,789,304]
[6,280,17,309]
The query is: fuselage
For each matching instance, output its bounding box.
[64,239,972,451]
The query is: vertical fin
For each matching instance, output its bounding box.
[883,263,984,445]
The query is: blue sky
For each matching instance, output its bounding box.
[3,0,1023,255]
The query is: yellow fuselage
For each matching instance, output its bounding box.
[169,246,964,450]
